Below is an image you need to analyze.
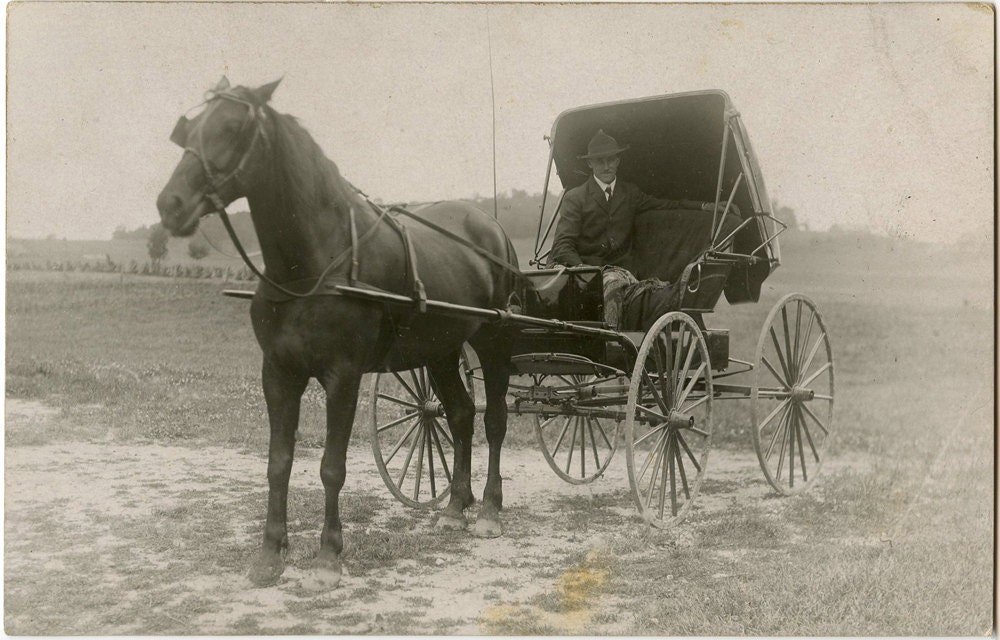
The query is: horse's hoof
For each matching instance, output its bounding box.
[471,517,502,538]
[247,552,285,587]
[300,554,343,592]
[435,513,468,531]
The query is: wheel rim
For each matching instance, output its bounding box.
[625,312,713,527]
[533,374,622,485]
[369,354,473,508]
[752,294,835,495]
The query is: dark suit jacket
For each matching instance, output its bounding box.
[550,177,705,268]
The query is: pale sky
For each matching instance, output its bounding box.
[5,2,994,243]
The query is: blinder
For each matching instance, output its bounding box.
[170,116,190,148]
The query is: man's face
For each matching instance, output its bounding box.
[588,154,621,184]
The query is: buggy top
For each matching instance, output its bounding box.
[533,90,784,306]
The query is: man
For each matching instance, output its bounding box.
[550,129,715,327]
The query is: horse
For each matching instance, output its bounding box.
[156,77,518,590]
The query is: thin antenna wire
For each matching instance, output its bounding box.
[486,7,498,220]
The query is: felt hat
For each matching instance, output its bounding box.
[578,129,629,159]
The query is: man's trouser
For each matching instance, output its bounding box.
[602,265,638,330]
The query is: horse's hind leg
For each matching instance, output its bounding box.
[469,329,512,538]
[428,350,476,531]
[248,359,308,587]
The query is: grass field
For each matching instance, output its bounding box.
[5,230,995,634]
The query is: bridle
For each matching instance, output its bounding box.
[172,90,267,212]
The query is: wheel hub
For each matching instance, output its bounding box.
[790,387,815,402]
[422,401,445,417]
[667,410,695,431]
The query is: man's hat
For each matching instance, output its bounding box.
[578,129,630,159]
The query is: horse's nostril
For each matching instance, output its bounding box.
[156,192,182,218]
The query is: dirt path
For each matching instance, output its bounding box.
[4,399,857,635]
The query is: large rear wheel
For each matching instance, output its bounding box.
[752,294,835,495]
[625,312,713,527]
[368,352,475,508]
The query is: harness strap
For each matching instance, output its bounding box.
[395,222,427,313]
[348,206,360,285]
[380,203,525,283]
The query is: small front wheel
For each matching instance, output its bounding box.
[533,374,622,485]
[624,312,713,527]
[368,352,474,508]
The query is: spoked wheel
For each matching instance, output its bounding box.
[533,374,623,485]
[625,312,714,527]
[752,293,835,495]
[368,351,474,508]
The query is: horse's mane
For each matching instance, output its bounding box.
[262,104,362,219]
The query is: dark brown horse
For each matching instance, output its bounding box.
[156,77,517,589]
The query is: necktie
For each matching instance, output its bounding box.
[605,186,613,201]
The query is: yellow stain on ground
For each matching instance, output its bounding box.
[481,549,612,634]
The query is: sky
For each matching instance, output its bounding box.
[5,2,994,243]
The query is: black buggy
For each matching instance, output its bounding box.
[364,91,836,527]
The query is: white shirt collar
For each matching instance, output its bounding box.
[593,176,616,194]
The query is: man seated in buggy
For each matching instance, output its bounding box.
[549,129,726,329]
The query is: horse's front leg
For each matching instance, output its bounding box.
[470,337,512,538]
[299,366,363,592]
[248,358,308,586]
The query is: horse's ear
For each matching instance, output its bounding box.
[253,77,283,104]
[213,76,231,92]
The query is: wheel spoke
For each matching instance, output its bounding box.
[680,393,710,415]
[765,402,792,461]
[377,410,422,433]
[396,420,422,488]
[758,398,791,431]
[593,417,615,449]
[675,336,699,401]
[795,309,816,371]
[645,435,668,510]
[788,405,796,488]
[676,362,707,409]
[587,418,603,469]
[637,403,668,423]
[769,326,792,381]
[792,300,803,370]
[797,335,826,384]
[385,419,422,465]
[798,405,821,462]
[579,416,588,478]
[799,361,832,389]
[413,421,427,500]
[432,417,454,447]
[665,434,677,518]
[781,305,795,380]
[425,424,437,498]
[674,436,691,500]
[634,418,666,446]
[551,416,572,456]
[640,370,670,415]
[799,402,830,436]
[775,413,790,481]
[377,393,421,410]
[429,419,453,482]
[638,426,669,486]
[675,430,703,473]
[408,369,425,398]
[761,356,790,388]
[795,407,808,482]
[391,371,421,401]
[564,417,579,474]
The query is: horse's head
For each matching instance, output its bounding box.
[156,76,281,236]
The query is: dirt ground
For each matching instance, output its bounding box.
[5,398,864,635]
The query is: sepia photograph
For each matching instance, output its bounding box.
[5,1,994,635]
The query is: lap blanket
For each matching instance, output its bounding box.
[619,278,681,332]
